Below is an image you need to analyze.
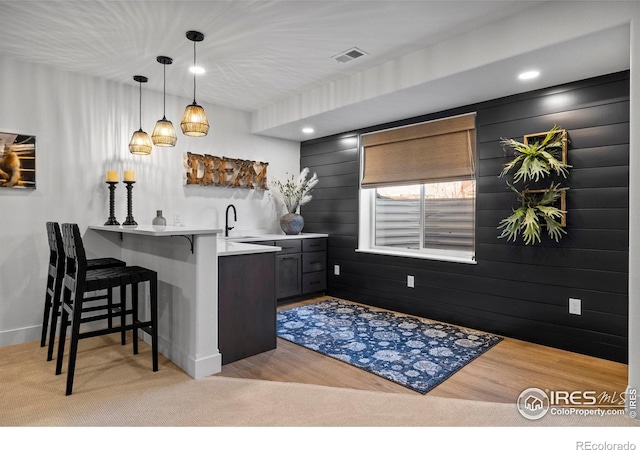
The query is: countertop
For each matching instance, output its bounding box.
[90,226,324,257]
[222,232,328,242]
[218,240,282,257]
[90,224,223,236]
[218,232,327,256]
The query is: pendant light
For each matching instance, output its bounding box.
[181,30,209,137]
[129,75,152,155]
[152,56,177,147]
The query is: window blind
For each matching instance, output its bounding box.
[361,113,476,188]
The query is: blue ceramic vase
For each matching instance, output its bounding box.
[280,213,304,235]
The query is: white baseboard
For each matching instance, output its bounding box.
[0,324,41,348]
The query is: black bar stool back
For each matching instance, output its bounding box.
[41,222,126,361]
[55,223,159,395]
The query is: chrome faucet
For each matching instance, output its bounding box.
[225,204,237,237]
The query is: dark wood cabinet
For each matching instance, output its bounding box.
[302,238,327,294]
[218,252,276,365]
[274,238,301,299]
[276,253,301,298]
[274,237,327,300]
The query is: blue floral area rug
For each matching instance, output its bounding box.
[277,299,503,394]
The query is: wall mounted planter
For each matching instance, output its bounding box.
[497,126,571,245]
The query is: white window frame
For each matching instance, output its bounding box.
[357,187,476,264]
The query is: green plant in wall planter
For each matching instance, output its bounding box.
[498,183,568,245]
[498,125,571,245]
[499,125,571,182]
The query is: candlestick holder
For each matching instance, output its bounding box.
[104,181,120,225]
[122,181,138,226]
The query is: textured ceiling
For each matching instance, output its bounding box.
[0,1,631,140]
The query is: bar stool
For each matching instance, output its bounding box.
[41,221,126,361]
[55,223,159,396]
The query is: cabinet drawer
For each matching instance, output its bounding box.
[302,271,326,294]
[274,239,302,254]
[303,238,327,252]
[302,251,327,273]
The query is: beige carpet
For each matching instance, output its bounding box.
[0,336,636,427]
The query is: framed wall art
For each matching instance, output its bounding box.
[0,132,36,189]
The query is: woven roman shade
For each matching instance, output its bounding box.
[361,113,476,188]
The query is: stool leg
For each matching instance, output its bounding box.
[47,286,63,362]
[65,287,85,396]
[107,287,113,329]
[150,275,158,372]
[41,284,52,347]
[55,287,71,376]
[132,283,139,355]
[120,285,127,345]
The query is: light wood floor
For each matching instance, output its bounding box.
[217,296,629,403]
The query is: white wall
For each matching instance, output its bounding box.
[0,56,299,346]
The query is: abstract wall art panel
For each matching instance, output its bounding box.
[184,152,268,190]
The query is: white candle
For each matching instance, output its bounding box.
[124,170,135,182]
[106,171,118,182]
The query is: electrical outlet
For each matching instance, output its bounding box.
[334,264,340,276]
[407,275,415,288]
[569,298,582,315]
[173,212,181,225]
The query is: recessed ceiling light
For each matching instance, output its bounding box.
[302,127,314,134]
[518,70,540,80]
[189,66,205,74]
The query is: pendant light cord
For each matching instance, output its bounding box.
[163,63,167,118]
[138,80,142,130]
[193,39,197,103]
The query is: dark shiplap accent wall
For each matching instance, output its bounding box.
[300,71,629,363]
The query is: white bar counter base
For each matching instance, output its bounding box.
[89,224,223,379]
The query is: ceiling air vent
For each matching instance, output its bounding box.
[332,47,367,63]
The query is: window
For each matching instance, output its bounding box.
[358,113,476,264]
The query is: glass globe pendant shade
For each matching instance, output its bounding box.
[129,128,153,155]
[181,102,209,137]
[152,116,177,147]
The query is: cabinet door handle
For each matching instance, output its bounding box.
[281,256,296,260]
[310,281,320,285]
[309,261,320,264]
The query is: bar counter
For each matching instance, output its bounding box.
[89,224,223,379]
